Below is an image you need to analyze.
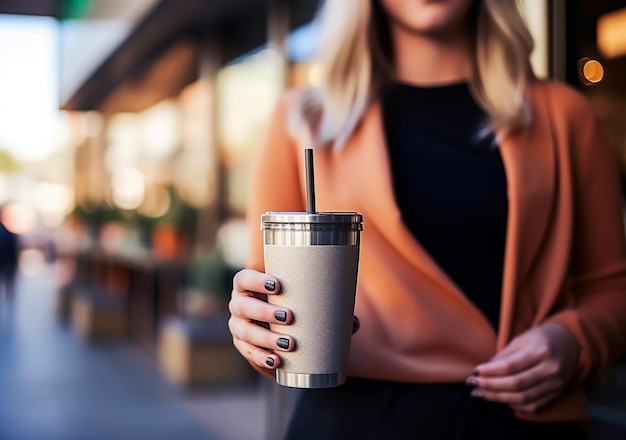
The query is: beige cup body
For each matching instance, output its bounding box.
[262,212,362,388]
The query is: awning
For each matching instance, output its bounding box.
[59,0,319,112]
[0,0,61,16]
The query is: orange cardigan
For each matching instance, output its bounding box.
[246,80,626,422]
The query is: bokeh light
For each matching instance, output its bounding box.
[111,167,145,210]
[35,182,74,227]
[139,100,180,160]
[597,7,626,59]
[2,202,38,235]
[578,57,605,85]
[583,59,604,83]
[139,185,171,218]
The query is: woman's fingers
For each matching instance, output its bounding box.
[230,268,292,326]
[228,312,295,353]
[467,360,551,392]
[471,378,562,413]
[473,343,547,378]
[229,295,292,325]
[232,338,282,370]
[229,269,295,372]
[233,268,281,298]
[468,323,580,413]
[470,376,559,405]
[509,389,563,413]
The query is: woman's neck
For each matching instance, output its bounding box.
[389,25,472,86]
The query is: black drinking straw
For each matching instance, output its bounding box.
[305,148,316,213]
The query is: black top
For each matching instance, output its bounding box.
[382,82,508,330]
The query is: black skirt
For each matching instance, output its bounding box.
[284,378,587,440]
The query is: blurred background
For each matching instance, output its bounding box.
[0,0,625,439]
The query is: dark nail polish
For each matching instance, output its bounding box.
[274,310,287,322]
[264,280,276,292]
[471,370,480,376]
[465,377,478,387]
[277,337,290,350]
[265,357,275,367]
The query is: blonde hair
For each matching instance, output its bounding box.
[291,0,535,148]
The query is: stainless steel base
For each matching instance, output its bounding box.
[276,370,346,388]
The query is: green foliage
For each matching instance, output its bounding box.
[187,248,240,304]
[71,202,122,230]
[155,185,199,234]
[70,185,198,234]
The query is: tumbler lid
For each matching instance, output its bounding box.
[261,212,363,229]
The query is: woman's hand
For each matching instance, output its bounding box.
[466,322,579,413]
[228,269,295,375]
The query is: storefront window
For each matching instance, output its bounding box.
[217,48,285,216]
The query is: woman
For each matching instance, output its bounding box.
[228,0,626,438]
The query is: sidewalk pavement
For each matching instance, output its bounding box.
[0,263,266,440]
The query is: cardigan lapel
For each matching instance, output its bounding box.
[334,101,498,326]
[335,96,556,348]
[497,92,556,347]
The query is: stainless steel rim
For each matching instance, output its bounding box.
[262,212,363,245]
[275,370,347,389]
[262,212,363,227]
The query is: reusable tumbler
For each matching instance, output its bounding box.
[262,211,363,388]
